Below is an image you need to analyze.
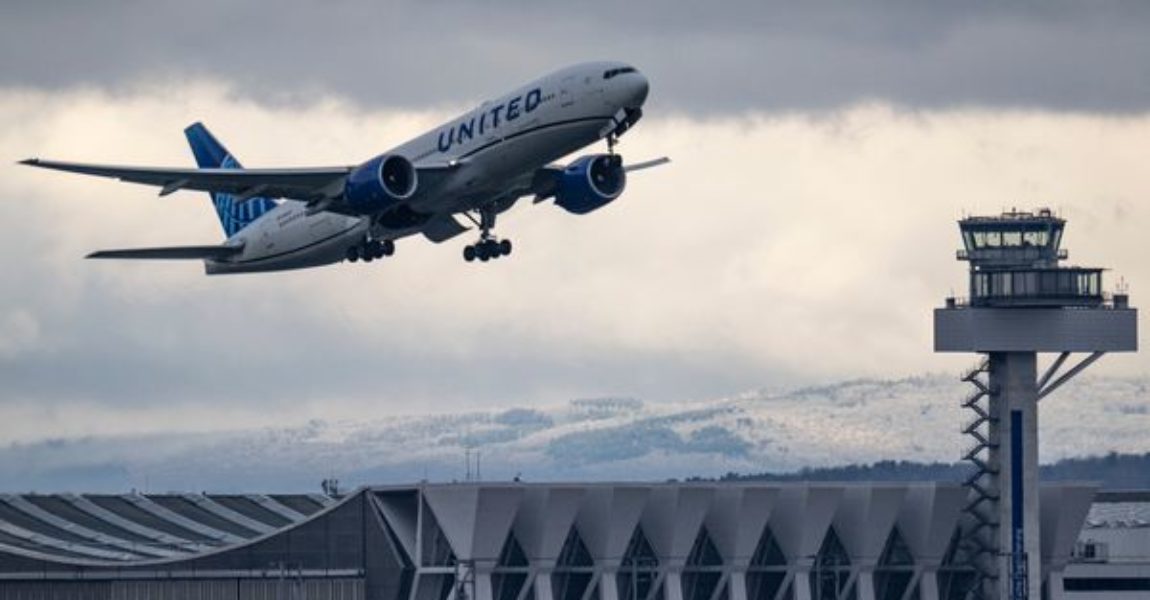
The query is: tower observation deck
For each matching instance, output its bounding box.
[934,209,1137,600]
[958,209,1099,308]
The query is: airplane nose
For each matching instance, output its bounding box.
[630,74,649,107]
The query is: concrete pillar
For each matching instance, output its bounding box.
[793,570,811,600]
[534,573,555,600]
[476,573,494,600]
[663,573,683,600]
[918,570,940,600]
[855,571,875,600]
[728,573,748,600]
[599,573,619,600]
[989,352,1041,600]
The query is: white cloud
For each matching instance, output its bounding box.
[1,83,1148,444]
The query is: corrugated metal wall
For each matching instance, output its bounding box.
[0,581,111,600]
[0,578,363,600]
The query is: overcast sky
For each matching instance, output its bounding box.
[2,1,1150,443]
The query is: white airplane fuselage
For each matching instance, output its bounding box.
[206,61,649,274]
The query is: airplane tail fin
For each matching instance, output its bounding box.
[183,122,277,238]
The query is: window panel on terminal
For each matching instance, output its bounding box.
[553,527,594,600]
[618,527,660,600]
[494,533,530,600]
[749,527,786,568]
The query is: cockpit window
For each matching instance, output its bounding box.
[603,67,637,79]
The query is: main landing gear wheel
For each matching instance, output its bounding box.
[463,238,512,262]
[346,239,396,264]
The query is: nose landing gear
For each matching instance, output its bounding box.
[345,238,395,263]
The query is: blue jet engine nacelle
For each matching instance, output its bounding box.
[554,154,627,215]
[344,154,418,214]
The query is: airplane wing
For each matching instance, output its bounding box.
[20,159,351,203]
[87,245,243,260]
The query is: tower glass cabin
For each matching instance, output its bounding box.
[958,209,1102,308]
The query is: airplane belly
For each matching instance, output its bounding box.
[207,218,368,274]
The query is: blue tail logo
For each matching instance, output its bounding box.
[184,122,278,238]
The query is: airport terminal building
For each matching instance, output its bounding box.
[0,482,1144,600]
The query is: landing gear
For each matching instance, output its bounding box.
[462,205,513,263]
[345,238,395,264]
[463,237,512,262]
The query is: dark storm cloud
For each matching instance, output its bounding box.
[3,0,1150,114]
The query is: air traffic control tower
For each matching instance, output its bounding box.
[934,209,1137,600]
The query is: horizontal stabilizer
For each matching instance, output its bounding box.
[87,245,243,260]
[624,156,671,172]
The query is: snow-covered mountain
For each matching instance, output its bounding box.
[2,374,1147,492]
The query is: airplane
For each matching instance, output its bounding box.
[20,61,667,275]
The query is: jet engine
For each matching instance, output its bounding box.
[553,154,627,215]
[344,154,418,214]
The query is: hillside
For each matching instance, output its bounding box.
[1,374,1147,492]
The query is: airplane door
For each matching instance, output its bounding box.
[560,76,574,108]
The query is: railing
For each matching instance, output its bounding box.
[956,248,1068,262]
[1070,541,1110,563]
[944,293,1122,309]
[970,267,1103,307]
[939,267,1117,309]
